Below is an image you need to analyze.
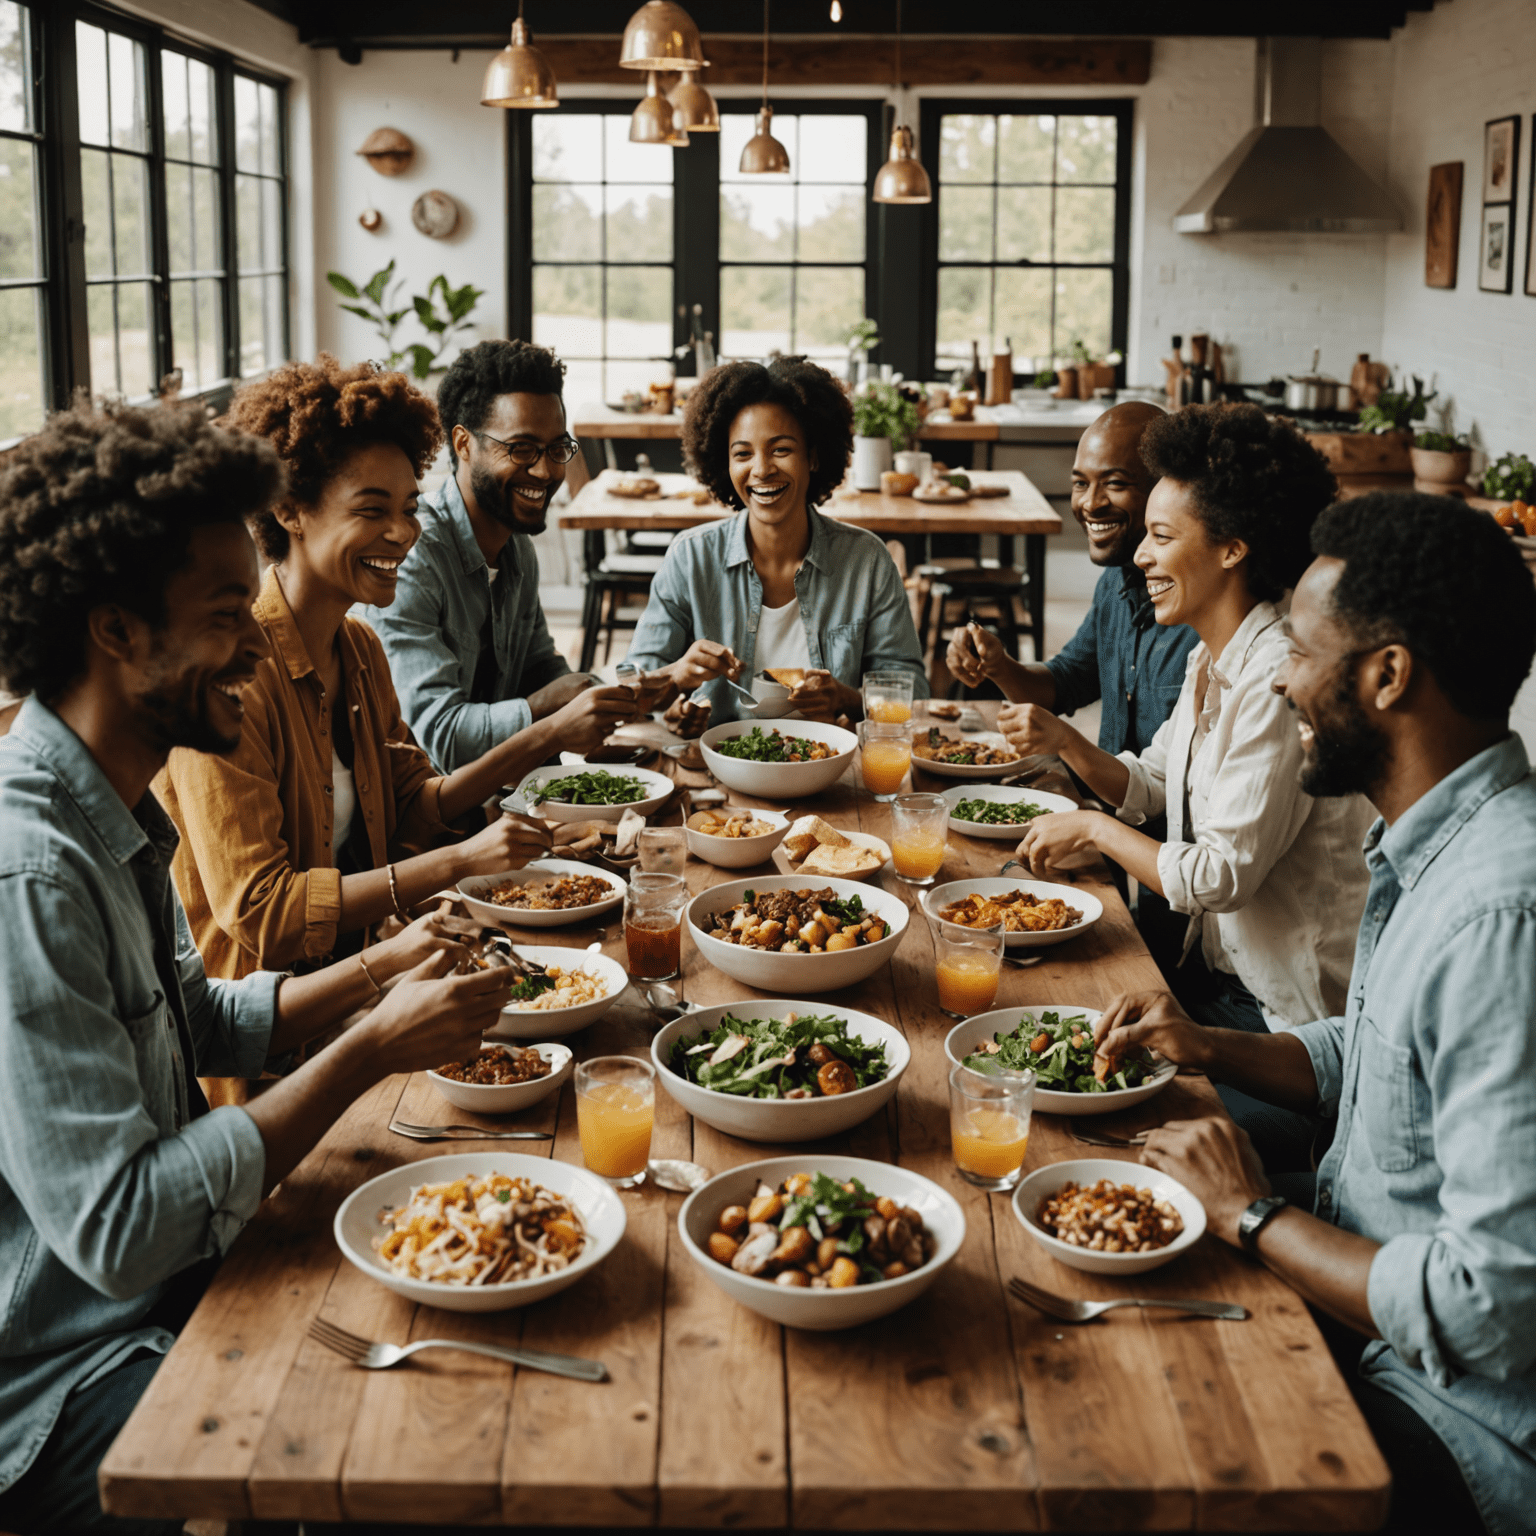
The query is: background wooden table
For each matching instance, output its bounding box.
[101,712,1388,1530]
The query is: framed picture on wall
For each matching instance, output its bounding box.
[1425,161,1463,288]
[1484,115,1520,202]
[1481,205,1515,293]
[1526,118,1536,297]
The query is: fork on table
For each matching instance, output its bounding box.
[388,1120,552,1142]
[1008,1275,1247,1323]
[308,1317,608,1381]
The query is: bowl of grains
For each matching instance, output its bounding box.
[1010,1158,1205,1275]
[483,946,630,1039]
[427,1042,573,1113]
[458,859,626,929]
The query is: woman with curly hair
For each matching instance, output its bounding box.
[156,354,555,993]
[625,356,926,729]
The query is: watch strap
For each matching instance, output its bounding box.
[1238,1194,1288,1253]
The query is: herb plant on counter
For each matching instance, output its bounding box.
[670,1012,889,1099]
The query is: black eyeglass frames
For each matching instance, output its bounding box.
[472,430,581,467]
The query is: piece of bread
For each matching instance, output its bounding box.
[802,842,881,876]
[764,666,807,688]
[784,814,850,861]
[880,470,919,496]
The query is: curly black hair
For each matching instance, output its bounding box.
[436,339,566,443]
[0,400,282,703]
[681,357,854,511]
[222,353,444,561]
[1311,491,1536,721]
[1140,402,1337,602]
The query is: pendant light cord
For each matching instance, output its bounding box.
[894,0,902,92]
[761,0,770,109]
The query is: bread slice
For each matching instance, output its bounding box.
[764,666,807,688]
[784,814,851,861]
[801,842,881,877]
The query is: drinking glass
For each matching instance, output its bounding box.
[859,718,912,802]
[624,871,687,980]
[933,917,1004,1018]
[948,1062,1034,1191]
[890,791,949,885]
[576,1056,656,1189]
[863,669,914,725]
[637,826,688,874]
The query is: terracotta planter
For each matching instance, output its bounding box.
[1304,430,1413,477]
[1054,366,1078,400]
[1409,446,1472,489]
[1077,362,1116,399]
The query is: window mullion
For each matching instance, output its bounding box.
[143,35,171,389]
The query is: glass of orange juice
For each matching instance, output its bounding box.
[575,1056,655,1188]
[859,718,912,802]
[863,670,914,724]
[949,1063,1034,1191]
[890,791,949,885]
[933,917,1004,1018]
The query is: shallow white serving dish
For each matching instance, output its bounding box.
[910,730,1026,781]
[940,782,1079,839]
[652,1002,909,1142]
[678,1155,964,1329]
[1011,1158,1205,1275]
[687,874,908,994]
[482,945,629,1039]
[922,877,1103,950]
[685,808,790,869]
[458,860,626,929]
[512,763,676,823]
[700,718,858,799]
[942,1007,1177,1116]
[335,1152,627,1312]
[427,1042,573,1114]
[776,828,892,884]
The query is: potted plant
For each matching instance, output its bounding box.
[327,262,484,386]
[1350,375,1434,474]
[843,318,881,388]
[1410,430,1473,493]
[851,381,920,490]
[1483,452,1536,503]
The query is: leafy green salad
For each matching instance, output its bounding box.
[962,1008,1157,1094]
[711,726,831,763]
[952,797,1052,825]
[668,1012,889,1099]
[530,770,649,806]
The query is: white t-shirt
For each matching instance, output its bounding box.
[332,745,357,854]
[754,597,811,675]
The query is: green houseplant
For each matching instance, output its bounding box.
[851,381,921,489]
[1483,452,1536,503]
[327,262,484,381]
[1409,429,1473,492]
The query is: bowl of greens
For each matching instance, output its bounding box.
[653,1001,909,1142]
[940,783,1079,840]
[481,945,630,1038]
[700,719,857,799]
[510,763,676,823]
[943,1006,1177,1115]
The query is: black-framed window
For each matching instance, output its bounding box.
[920,99,1131,381]
[0,0,47,441]
[232,72,286,378]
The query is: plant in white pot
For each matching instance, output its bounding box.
[843,317,881,387]
[851,381,919,491]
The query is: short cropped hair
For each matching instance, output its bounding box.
[681,357,854,512]
[1141,402,1337,602]
[0,400,281,702]
[222,353,443,561]
[1311,491,1536,721]
[436,339,566,442]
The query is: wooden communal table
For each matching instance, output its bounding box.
[101,708,1388,1530]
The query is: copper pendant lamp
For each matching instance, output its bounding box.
[480,2,559,109]
[619,2,706,73]
[630,71,677,144]
[667,73,720,133]
[872,0,932,204]
[739,0,789,175]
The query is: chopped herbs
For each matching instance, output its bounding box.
[530,770,649,806]
[952,797,1052,825]
[505,973,556,1003]
[668,1012,889,1100]
[962,1009,1156,1094]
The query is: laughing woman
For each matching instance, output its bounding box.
[625,357,927,730]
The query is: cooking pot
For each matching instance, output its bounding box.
[1284,374,1340,412]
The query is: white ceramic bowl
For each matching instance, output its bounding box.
[512,763,676,823]
[700,718,858,799]
[335,1152,627,1312]
[687,874,909,994]
[776,829,892,884]
[458,860,626,929]
[678,1155,964,1329]
[1011,1158,1205,1275]
[940,782,1079,840]
[685,809,790,869]
[427,1042,573,1114]
[748,675,796,719]
[909,730,1026,780]
[482,945,629,1039]
[923,877,1103,950]
[652,1002,909,1142]
[942,1007,1177,1116]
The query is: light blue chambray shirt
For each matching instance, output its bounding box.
[363,472,572,772]
[0,701,278,1493]
[624,507,928,721]
[1291,734,1536,1534]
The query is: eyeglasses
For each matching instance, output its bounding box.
[471,429,580,467]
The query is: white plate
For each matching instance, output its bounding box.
[700,718,857,799]
[652,1002,909,1142]
[678,1155,964,1329]
[511,763,676,823]
[458,860,625,929]
[941,783,1079,839]
[685,809,790,869]
[334,1152,627,1312]
[775,828,892,884]
[427,1042,573,1114]
[483,945,629,1039]
[923,877,1103,950]
[943,1007,1178,1115]
[1011,1158,1205,1275]
[909,730,1027,780]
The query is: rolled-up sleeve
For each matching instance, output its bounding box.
[1292,1015,1346,1114]
[1117,713,1172,823]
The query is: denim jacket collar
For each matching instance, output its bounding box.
[424,469,492,580]
[721,507,832,574]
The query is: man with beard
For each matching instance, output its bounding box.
[1089,492,1536,1534]
[0,402,513,1534]
[366,339,642,771]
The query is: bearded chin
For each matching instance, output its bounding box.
[140,647,241,756]
[471,464,545,533]
[1299,691,1392,800]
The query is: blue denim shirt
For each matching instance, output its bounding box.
[1292,735,1536,1533]
[363,472,572,772]
[0,701,278,1493]
[1043,564,1198,755]
[625,508,928,721]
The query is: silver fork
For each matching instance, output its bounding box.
[1008,1275,1247,1323]
[308,1316,608,1381]
[1070,1122,1148,1148]
[388,1121,553,1142]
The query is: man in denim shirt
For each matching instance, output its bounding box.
[0,404,512,1533]
[1092,493,1536,1533]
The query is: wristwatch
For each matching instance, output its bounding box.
[1238,1194,1288,1253]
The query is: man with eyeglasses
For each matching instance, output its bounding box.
[365,339,643,771]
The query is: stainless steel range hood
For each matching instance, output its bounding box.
[1174,38,1402,234]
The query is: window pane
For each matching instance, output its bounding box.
[938,185,993,261]
[1054,267,1112,360]
[721,265,790,359]
[720,111,795,183]
[1056,115,1116,183]
[607,358,665,400]
[75,22,109,147]
[257,82,280,174]
[534,113,602,181]
[171,276,222,389]
[234,74,259,172]
[797,116,866,183]
[793,266,863,357]
[238,271,283,376]
[167,162,192,272]
[0,284,43,441]
[260,179,283,268]
[0,0,31,134]
[81,147,111,276]
[108,31,145,152]
[994,267,1053,364]
[796,186,862,263]
[88,281,153,398]
[563,357,602,409]
[532,182,600,261]
[605,265,669,358]
[1054,186,1115,263]
[113,153,150,277]
[532,264,600,356]
[936,266,990,365]
[162,52,188,161]
[189,58,217,164]
[720,183,793,262]
[938,115,994,184]
[0,137,39,280]
[605,115,673,184]
[997,115,1054,182]
[606,184,671,262]
[995,185,1052,264]
[236,172,260,270]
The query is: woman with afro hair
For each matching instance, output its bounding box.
[625,356,926,730]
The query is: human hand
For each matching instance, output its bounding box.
[371,900,481,982]
[788,668,855,722]
[946,623,1011,689]
[457,809,554,878]
[1013,808,1106,876]
[526,671,600,722]
[668,640,742,691]
[664,695,712,739]
[548,684,646,755]
[1091,990,1213,1079]
[998,701,1073,758]
[357,952,515,1076]
[1140,1117,1270,1247]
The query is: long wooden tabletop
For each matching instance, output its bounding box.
[101,709,1388,1529]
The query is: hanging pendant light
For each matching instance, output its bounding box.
[480,1,559,108]
[668,73,720,133]
[630,70,676,144]
[873,0,931,204]
[619,2,705,72]
[830,0,843,18]
[739,0,789,175]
